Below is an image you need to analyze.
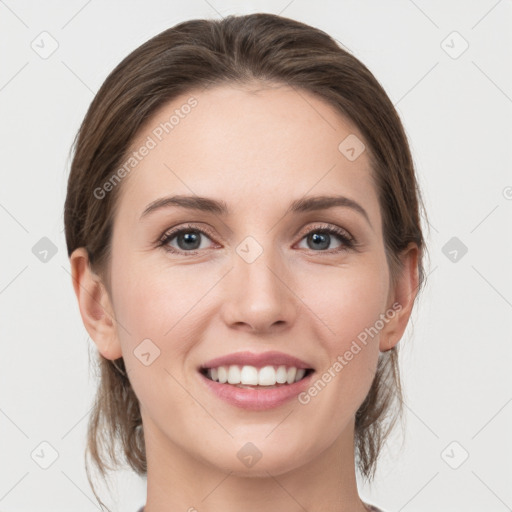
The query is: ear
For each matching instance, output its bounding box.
[379,242,420,352]
[69,247,123,360]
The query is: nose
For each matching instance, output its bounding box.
[220,246,299,334]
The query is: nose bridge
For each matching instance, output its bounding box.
[222,233,297,331]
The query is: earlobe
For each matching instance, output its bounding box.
[379,243,420,352]
[69,247,123,360]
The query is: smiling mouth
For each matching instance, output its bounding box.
[199,366,315,388]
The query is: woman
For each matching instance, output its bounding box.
[64,12,427,512]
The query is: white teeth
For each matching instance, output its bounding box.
[227,365,241,384]
[258,366,276,386]
[295,368,306,382]
[217,366,228,384]
[240,365,259,385]
[276,365,288,384]
[205,364,310,386]
[286,367,297,384]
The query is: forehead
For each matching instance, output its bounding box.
[115,82,379,225]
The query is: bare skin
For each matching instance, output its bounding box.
[71,82,418,512]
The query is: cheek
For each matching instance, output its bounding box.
[302,260,389,345]
[109,257,204,408]
[298,260,388,400]
[110,255,219,353]
[286,264,389,453]
[112,250,170,329]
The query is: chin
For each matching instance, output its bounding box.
[201,443,309,477]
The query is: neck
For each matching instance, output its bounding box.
[143,417,368,512]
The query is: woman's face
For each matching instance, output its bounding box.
[101,83,409,476]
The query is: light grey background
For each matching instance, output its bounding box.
[1,1,511,511]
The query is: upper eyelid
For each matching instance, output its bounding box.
[160,223,216,242]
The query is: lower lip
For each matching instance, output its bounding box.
[198,370,314,411]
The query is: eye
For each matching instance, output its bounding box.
[296,224,355,252]
[158,224,217,254]
[157,223,356,256]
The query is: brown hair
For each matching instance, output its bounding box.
[64,12,428,509]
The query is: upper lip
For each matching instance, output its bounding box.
[200,350,314,370]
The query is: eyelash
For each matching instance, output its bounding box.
[157,223,357,256]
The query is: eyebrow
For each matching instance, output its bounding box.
[140,194,372,227]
